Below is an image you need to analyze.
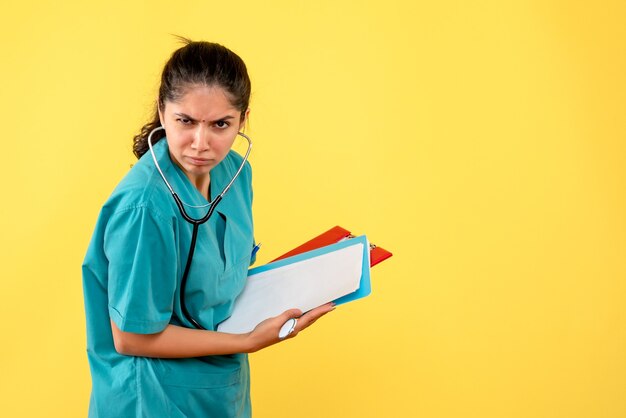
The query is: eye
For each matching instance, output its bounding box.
[176,117,193,125]
[214,120,230,129]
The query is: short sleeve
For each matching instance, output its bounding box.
[104,205,177,334]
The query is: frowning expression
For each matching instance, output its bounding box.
[158,85,247,192]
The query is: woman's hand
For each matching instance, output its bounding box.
[245,302,336,353]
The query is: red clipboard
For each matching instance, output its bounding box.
[272,226,393,267]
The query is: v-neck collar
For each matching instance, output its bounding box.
[152,139,245,271]
[152,138,238,221]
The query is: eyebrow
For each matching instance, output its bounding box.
[174,112,236,122]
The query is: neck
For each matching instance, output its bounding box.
[185,173,211,200]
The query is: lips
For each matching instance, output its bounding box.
[186,156,212,166]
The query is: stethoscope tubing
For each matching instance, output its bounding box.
[147,126,252,330]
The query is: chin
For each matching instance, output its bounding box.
[186,166,212,175]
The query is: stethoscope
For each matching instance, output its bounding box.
[147,126,252,330]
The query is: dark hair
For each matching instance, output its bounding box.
[133,38,251,158]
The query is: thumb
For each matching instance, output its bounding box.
[281,308,303,320]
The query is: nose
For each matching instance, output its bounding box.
[191,125,211,151]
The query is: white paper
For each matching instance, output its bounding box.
[217,242,364,334]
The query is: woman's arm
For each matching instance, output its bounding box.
[111,303,335,358]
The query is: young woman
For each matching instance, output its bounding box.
[82,39,334,418]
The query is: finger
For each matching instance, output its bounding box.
[296,303,336,331]
[281,308,303,321]
[299,310,330,329]
[304,302,336,319]
[280,303,336,339]
[306,306,335,324]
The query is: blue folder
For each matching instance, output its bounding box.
[248,234,372,306]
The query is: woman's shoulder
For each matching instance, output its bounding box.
[101,155,175,220]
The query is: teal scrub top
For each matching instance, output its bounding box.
[82,138,255,418]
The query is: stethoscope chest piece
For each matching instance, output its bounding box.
[278,318,298,340]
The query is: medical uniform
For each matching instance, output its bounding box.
[82,138,255,417]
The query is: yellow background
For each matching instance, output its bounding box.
[1,1,625,417]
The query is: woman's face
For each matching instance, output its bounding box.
[158,85,247,190]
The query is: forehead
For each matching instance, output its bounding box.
[164,85,240,119]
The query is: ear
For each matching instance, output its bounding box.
[239,108,251,131]
[158,102,165,126]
